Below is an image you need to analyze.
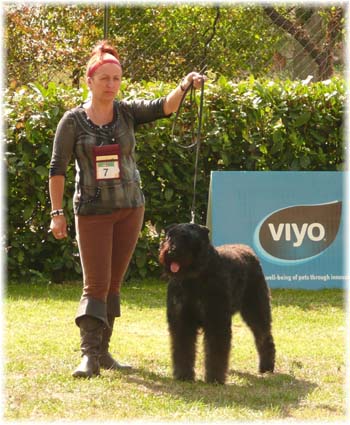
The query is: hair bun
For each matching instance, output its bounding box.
[92,40,120,60]
[86,40,121,78]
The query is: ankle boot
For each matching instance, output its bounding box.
[99,315,131,370]
[72,316,104,378]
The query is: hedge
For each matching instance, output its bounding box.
[5,76,345,282]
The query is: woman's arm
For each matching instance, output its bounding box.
[163,72,205,115]
[48,112,76,240]
[49,175,68,239]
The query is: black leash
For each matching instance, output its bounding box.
[171,69,206,224]
[191,78,205,224]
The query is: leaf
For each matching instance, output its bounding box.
[35,165,48,177]
[294,111,311,127]
[300,156,311,168]
[23,206,33,221]
[259,145,268,154]
[164,188,174,201]
[136,254,146,269]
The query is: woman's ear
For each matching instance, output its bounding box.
[87,77,93,88]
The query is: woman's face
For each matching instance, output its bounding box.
[88,62,122,102]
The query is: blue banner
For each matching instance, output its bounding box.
[206,171,347,289]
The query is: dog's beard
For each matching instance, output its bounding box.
[159,240,194,275]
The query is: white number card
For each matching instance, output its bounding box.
[93,144,121,181]
[96,155,120,180]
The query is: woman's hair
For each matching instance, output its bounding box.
[86,40,121,78]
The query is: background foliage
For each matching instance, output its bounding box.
[6,4,345,86]
[4,3,346,282]
[5,77,345,282]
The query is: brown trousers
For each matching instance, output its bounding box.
[75,206,145,301]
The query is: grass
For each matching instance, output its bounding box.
[4,279,347,421]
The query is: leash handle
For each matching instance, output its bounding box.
[171,66,207,149]
[190,77,205,224]
[171,82,196,148]
[171,69,206,224]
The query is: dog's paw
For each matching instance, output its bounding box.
[174,372,195,382]
[205,374,226,385]
[259,361,275,374]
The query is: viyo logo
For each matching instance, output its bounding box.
[268,223,325,247]
[254,201,342,264]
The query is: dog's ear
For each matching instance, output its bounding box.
[164,223,177,235]
[199,225,210,241]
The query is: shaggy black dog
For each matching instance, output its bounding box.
[159,223,275,384]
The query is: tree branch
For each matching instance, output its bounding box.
[263,7,324,65]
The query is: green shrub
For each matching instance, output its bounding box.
[5,77,345,282]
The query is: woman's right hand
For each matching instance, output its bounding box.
[50,215,68,240]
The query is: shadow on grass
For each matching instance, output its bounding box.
[116,366,317,416]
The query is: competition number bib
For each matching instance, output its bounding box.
[93,144,121,181]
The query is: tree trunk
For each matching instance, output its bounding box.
[263,6,343,80]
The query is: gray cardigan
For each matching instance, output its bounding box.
[49,97,169,215]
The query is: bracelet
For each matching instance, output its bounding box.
[50,209,64,218]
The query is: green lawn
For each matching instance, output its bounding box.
[4,280,346,421]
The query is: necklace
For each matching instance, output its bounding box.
[87,103,114,127]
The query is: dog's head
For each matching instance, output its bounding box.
[159,223,211,278]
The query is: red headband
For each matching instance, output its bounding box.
[87,58,122,77]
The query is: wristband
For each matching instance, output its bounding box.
[50,209,64,218]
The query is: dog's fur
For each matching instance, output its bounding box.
[159,223,275,384]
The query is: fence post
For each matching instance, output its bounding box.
[104,4,109,40]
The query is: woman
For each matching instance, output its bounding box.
[49,40,205,378]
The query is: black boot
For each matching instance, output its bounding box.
[99,315,132,370]
[72,316,104,378]
[99,293,131,370]
[72,296,109,378]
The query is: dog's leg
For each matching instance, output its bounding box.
[203,317,232,384]
[254,331,275,373]
[169,321,198,381]
[240,313,275,373]
[240,283,275,373]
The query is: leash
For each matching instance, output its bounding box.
[191,78,205,224]
[171,68,206,224]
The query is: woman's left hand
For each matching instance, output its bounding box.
[164,71,207,115]
[181,72,206,90]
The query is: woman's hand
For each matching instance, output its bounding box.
[164,71,206,115]
[50,215,68,240]
[181,72,206,91]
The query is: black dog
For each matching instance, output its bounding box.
[159,223,275,384]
